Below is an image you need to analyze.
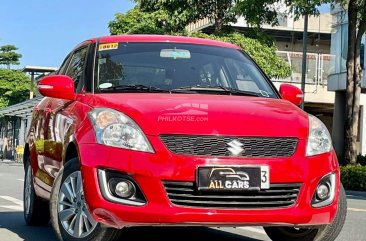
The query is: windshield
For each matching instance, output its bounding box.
[94,42,277,98]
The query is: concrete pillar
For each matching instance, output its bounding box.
[25,117,32,140]
[360,106,366,155]
[18,118,26,146]
[332,91,346,158]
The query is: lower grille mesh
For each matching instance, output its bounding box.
[163,181,301,208]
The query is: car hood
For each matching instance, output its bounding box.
[85,93,309,138]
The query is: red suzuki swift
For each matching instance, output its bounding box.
[23,35,346,241]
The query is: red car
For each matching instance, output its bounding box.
[23,35,346,241]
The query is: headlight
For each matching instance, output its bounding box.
[306,114,332,156]
[88,108,154,153]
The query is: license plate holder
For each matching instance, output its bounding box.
[197,166,269,191]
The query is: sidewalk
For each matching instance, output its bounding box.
[0,159,22,165]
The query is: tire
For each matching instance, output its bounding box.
[50,157,121,241]
[264,184,347,241]
[23,159,50,226]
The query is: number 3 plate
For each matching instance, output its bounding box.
[260,166,270,189]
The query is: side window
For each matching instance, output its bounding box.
[58,54,72,75]
[65,47,88,92]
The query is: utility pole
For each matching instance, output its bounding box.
[300,14,308,110]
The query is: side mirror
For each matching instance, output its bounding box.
[38,75,75,100]
[279,83,303,106]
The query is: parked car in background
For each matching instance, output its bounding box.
[23,35,346,241]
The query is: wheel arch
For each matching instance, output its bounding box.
[63,141,81,166]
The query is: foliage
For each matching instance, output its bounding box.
[234,0,280,27]
[137,0,237,32]
[189,32,291,79]
[0,45,22,69]
[0,69,30,108]
[357,154,366,166]
[285,0,330,18]
[341,165,366,191]
[109,7,185,35]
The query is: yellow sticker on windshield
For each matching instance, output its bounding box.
[99,43,118,51]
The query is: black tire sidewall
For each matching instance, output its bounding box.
[23,159,50,226]
[23,161,36,224]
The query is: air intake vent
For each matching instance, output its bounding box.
[163,181,301,209]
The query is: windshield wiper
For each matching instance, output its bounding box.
[98,84,170,93]
[170,85,261,97]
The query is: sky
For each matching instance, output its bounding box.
[0,0,135,68]
[0,1,329,69]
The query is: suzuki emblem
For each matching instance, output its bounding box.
[227,139,244,156]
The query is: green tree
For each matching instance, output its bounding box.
[0,69,30,107]
[0,45,22,69]
[109,7,184,35]
[137,0,236,33]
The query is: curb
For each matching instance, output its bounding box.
[346,190,366,198]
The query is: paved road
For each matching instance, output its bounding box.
[0,162,365,241]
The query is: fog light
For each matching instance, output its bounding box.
[311,172,336,208]
[114,180,135,198]
[316,184,330,200]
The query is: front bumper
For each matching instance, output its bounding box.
[79,137,340,229]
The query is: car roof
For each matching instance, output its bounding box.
[87,35,240,49]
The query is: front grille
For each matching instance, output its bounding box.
[160,135,298,157]
[163,181,301,208]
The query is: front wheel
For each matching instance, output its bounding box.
[50,157,121,241]
[264,184,347,241]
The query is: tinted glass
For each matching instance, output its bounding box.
[65,47,88,91]
[95,42,276,97]
[58,53,72,75]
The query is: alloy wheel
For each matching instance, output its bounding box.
[58,171,97,238]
